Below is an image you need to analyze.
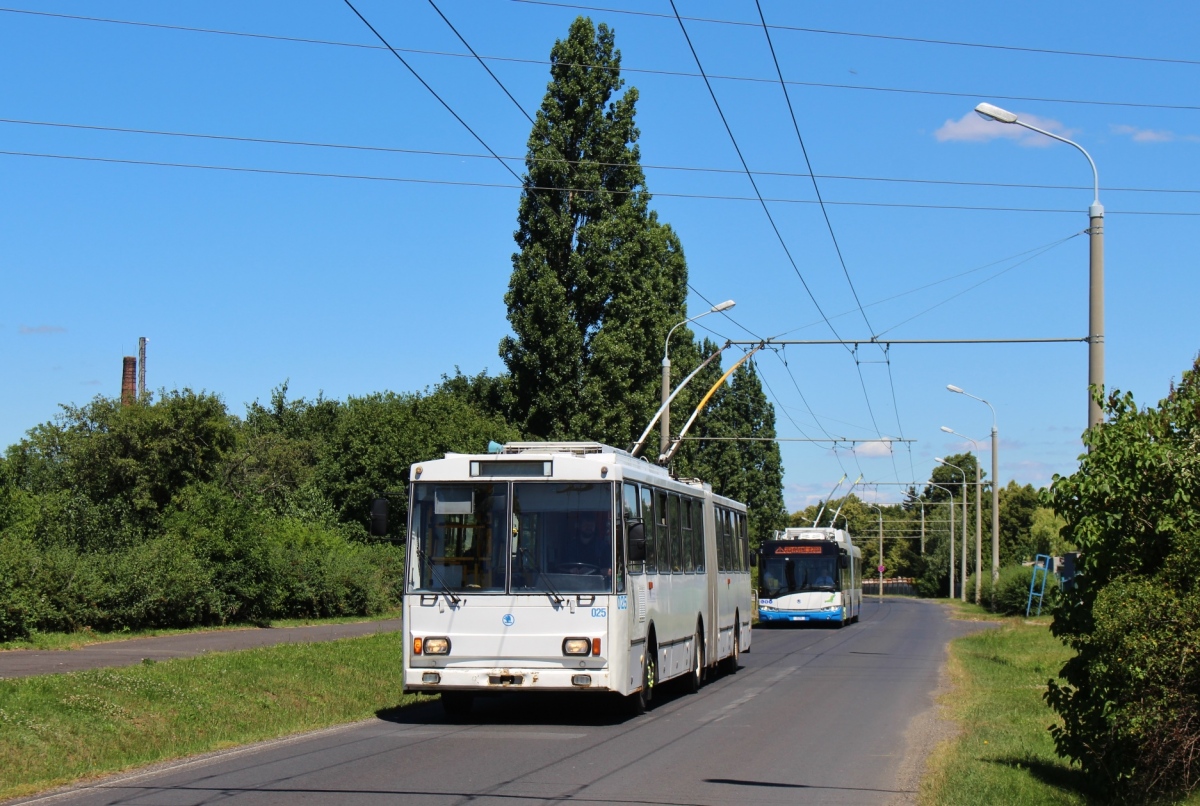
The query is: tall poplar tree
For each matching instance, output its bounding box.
[500,17,689,445]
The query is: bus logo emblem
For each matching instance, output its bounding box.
[502,614,515,626]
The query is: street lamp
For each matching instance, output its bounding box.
[927,482,956,601]
[947,384,1000,585]
[866,502,884,603]
[942,426,985,605]
[662,300,735,456]
[936,457,969,603]
[974,102,1104,433]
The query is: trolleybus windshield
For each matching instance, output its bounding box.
[512,482,613,594]
[409,481,615,595]
[760,548,840,597]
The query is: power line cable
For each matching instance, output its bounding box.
[513,0,1200,68]
[756,0,904,484]
[5,8,1196,112]
[4,149,1193,216]
[666,0,846,346]
[9,116,1197,197]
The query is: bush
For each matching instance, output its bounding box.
[100,536,219,630]
[966,564,1061,616]
[0,535,47,641]
[1044,358,1200,801]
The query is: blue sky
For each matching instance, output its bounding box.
[3,0,1198,508]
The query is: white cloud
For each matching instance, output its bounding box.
[935,111,1075,147]
[851,440,894,458]
[1111,124,1200,144]
[19,325,66,334]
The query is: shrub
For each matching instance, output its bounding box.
[966,564,1060,616]
[100,536,219,630]
[0,535,46,641]
[1044,358,1200,801]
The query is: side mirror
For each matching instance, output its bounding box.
[370,498,389,537]
[838,555,849,569]
[749,553,758,568]
[626,520,646,562]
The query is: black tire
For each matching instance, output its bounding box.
[721,623,740,674]
[441,691,474,719]
[684,628,703,694]
[626,650,648,716]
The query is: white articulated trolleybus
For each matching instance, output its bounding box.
[756,526,862,626]
[374,441,753,716]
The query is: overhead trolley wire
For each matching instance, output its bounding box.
[6,8,1198,113]
[755,0,904,485]
[4,150,1194,217]
[513,0,1200,68]
[667,0,892,476]
[8,117,1198,198]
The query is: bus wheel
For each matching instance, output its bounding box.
[441,692,473,719]
[685,628,703,694]
[722,623,740,674]
[627,643,654,716]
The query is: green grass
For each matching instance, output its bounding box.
[0,609,402,652]
[0,631,429,801]
[919,610,1087,805]
[922,603,1200,805]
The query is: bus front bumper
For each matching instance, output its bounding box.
[405,667,612,692]
[759,607,844,624]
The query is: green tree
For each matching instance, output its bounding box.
[998,480,1040,562]
[1044,359,1200,800]
[500,16,689,446]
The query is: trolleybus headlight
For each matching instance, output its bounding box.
[563,638,590,656]
[423,637,451,655]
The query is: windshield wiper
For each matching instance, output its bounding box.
[540,570,566,606]
[414,545,462,605]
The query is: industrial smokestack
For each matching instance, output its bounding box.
[137,337,147,400]
[121,356,137,405]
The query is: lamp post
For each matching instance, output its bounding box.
[662,300,735,456]
[947,385,1000,585]
[928,483,956,601]
[942,427,985,605]
[867,503,884,603]
[936,457,969,602]
[974,102,1104,433]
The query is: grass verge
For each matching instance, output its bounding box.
[919,610,1086,805]
[0,610,402,652]
[0,631,428,801]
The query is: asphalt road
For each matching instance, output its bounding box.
[10,599,990,806]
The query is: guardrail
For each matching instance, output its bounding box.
[861,577,917,596]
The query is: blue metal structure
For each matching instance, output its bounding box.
[1026,554,1052,616]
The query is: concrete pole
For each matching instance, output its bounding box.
[920,504,925,555]
[1088,206,1105,433]
[991,426,1000,585]
[661,357,671,458]
[948,498,955,601]
[877,510,883,604]
[975,464,982,604]
[961,483,968,602]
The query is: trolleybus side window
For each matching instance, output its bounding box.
[614,484,626,592]
[622,482,641,576]
[640,485,657,574]
[668,494,683,573]
[692,499,705,573]
[410,483,508,593]
[655,489,670,574]
[723,509,735,572]
[686,496,696,573]
[737,512,748,572]
[511,482,613,594]
[714,507,725,572]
